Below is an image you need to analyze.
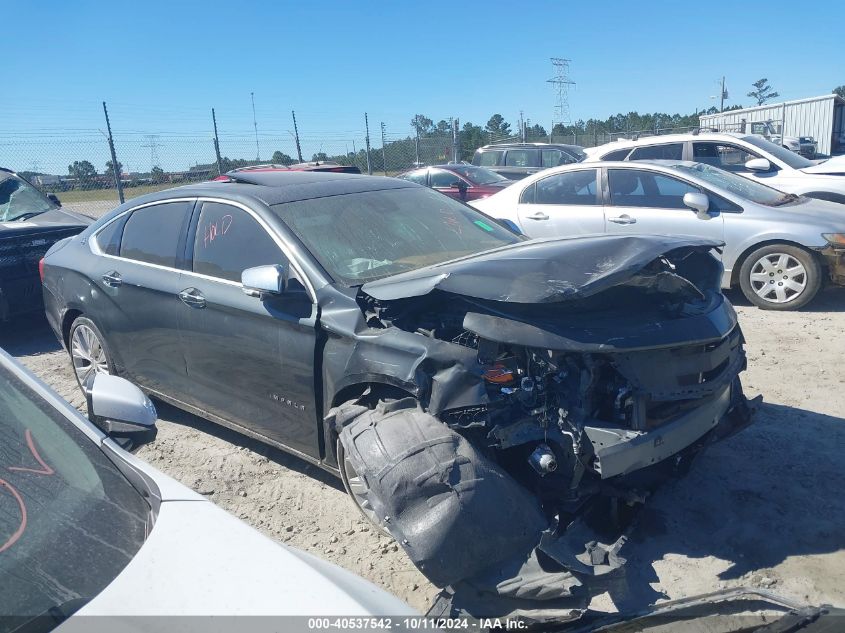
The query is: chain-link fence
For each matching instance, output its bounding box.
[1,106,728,219]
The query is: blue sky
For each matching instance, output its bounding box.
[4,0,844,172]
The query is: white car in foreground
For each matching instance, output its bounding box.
[0,348,414,630]
[584,131,845,205]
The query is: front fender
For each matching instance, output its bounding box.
[724,232,827,284]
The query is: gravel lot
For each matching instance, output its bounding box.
[3,288,844,615]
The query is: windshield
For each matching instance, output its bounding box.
[742,135,814,169]
[0,173,58,222]
[674,163,793,206]
[271,187,522,285]
[447,165,509,185]
[0,364,148,630]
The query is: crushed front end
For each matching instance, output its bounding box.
[327,236,756,617]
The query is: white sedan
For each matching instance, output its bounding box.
[471,160,845,310]
[584,131,845,205]
[0,348,414,629]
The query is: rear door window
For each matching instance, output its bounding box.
[95,216,128,256]
[120,201,192,267]
[475,151,503,167]
[692,142,760,172]
[601,148,632,161]
[533,170,599,205]
[628,143,684,161]
[399,169,428,185]
[191,202,283,283]
[504,150,535,167]
[429,169,461,188]
[541,150,565,167]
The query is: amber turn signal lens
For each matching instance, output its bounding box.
[483,363,515,384]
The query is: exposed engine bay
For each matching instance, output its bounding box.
[326,238,756,618]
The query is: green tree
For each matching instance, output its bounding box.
[747,78,779,106]
[410,114,434,137]
[67,160,97,185]
[271,150,294,165]
[105,160,123,175]
[312,152,329,162]
[459,122,486,161]
[434,120,450,135]
[833,85,845,99]
[150,166,165,183]
[485,114,511,138]
[527,123,547,139]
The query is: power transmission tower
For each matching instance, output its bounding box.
[547,58,575,131]
[141,135,161,170]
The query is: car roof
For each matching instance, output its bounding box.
[597,131,748,151]
[136,172,418,207]
[476,143,583,151]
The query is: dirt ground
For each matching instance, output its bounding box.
[2,288,844,615]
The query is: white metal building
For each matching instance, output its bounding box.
[699,94,845,155]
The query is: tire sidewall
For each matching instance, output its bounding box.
[68,315,115,391]
[739,244,821,310]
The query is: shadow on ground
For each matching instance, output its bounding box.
[610,400,845,607]
[0,314,62,356]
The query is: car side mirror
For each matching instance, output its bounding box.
[451,180,468,191]
[745,158,772,172]
[683,192,711,218]
[47,193,62,207]
[242,263,289,298]
[86,373,157,450]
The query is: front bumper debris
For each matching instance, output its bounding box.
[819,246,845,285]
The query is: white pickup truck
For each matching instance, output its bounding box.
[750,120,817,158]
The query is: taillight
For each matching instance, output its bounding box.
[39,258,45,282]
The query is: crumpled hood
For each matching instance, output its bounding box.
[361,234,722,303]
[0,208,91,237]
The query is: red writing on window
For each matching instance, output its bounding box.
[202,214,234,248]
[2,429,55,553]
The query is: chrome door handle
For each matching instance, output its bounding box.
[101,271,122,287]
[608,215,637,225]
[178,288,206,309]
[525,211,549,220]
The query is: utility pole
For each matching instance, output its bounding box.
[364,113,372,175]
[451,118,460,163]
[212,108,223,176]
[251,92,260,161]
[291,110,304,163]
[102,101,124,204]
[519,110,525,142]
[380,122,387,175]
[414,128,420,167]
[720,76,727,112]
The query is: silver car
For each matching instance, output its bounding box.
[472,160,845,310]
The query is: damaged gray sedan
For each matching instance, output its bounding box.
[41,171,754,615]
